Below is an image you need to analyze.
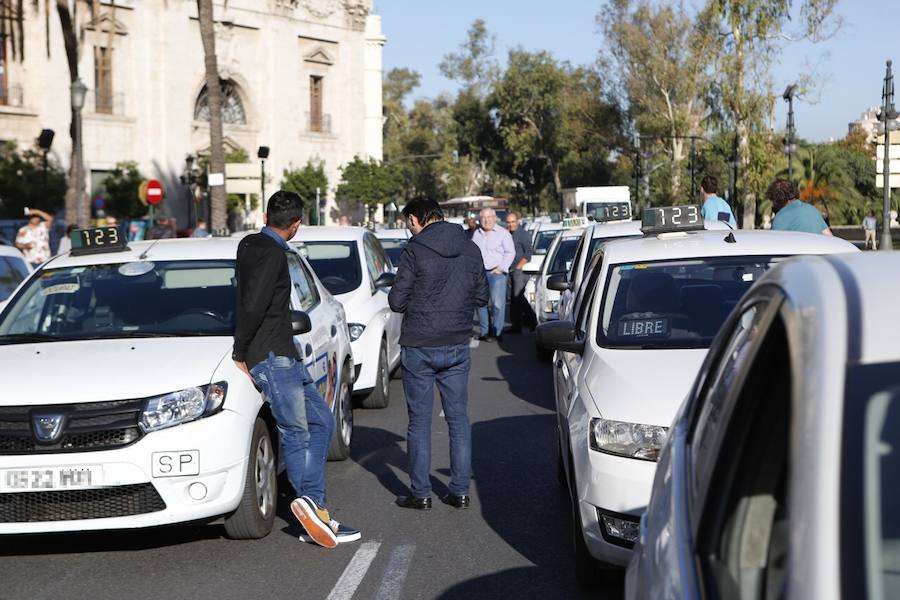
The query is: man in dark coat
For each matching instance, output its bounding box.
[388,197,489,510]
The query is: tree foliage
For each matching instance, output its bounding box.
[336,156,403,213]
[0,142,66,219]
[281,159,328,209]
[102,161,145,219]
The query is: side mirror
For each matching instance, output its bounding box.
[374,271,396,289]
[536,320,584,354]
[290,310,312,335]
[547,273,570,292]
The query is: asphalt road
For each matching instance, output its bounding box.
[0,333,624,600]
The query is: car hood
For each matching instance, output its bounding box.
[335,286,383,322]
[0,337,232,406]
[583,347,708,427]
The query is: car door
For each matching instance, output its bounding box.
[362,233,399,365]
[286,251,329,397]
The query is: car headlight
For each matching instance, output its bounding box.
[543,299,559,314]
[589,418,668,461]
[140,382,227,433]
[348,323,366,342]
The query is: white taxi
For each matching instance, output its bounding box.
[537,206,858,584]
[374,228,411,268]
[533,224,585,326]
[627,252,900,600]
[291,227,400,409]
[0,228,354,537]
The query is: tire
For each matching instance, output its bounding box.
[224,417,277,540]
[327,365,353,461]
[361,341,390,409]
[568,452,623,587]
[536,343,552,362]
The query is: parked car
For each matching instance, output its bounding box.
[626,252,897,600]
[0,230,354,538]
[0,245,31,312]
[375,228,411,266]
[291,227,401,408]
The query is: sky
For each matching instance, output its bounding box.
[376,0,900,143]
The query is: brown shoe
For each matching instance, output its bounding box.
[291,496,338,548]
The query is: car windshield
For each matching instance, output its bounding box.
[548,238,580,274]
[0,260,236,343]
[598,256,778,349]
[379,238,408,265]
[0,256,29,301]
[534,230,559,255]
[301,241,362,296]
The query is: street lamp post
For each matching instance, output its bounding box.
[257,146,269,214]
[70,78,88,228]
[37,129,54,198]
[181,154,196,229]
[783,84,797,184]
[877,60,899,251]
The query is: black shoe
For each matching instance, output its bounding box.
[395,496,432,510]
[476,335,490,342]
[496,335,503,343]
[441,494,470,509]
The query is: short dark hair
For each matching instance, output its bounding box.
[700,175,717,195]
[266,190,304,229]
[401,197,443,224]
[766,179,799,212]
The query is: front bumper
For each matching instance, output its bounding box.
[0,409,252,534]
[350,323,383,394]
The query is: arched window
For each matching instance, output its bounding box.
[194,79,246,125]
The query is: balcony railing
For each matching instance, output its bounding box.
[306,112,332,134]
[88,91,125,116]
[0,84,24,108]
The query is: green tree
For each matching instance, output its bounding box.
[102,161,145,218]
[336,157,403,222]
[281,159,328,224]
[438,19,499,97]
[0,142,66,219]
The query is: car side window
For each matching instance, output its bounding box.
[286,253,317,311]
[568,236,586,284]
[574,252,604,338]
[299,258,321,307]
[362,236,382,290]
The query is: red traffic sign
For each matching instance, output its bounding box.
[146,179,164,205]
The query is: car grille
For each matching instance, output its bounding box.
[0,399,144,455]
[0,484,166,523]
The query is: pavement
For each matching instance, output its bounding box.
[0,333,624,600]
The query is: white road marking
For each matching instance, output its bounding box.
[325,541,381,600]
[374,544,416,600]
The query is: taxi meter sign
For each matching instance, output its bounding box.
[640,205,703,234]
[146,179,164,206]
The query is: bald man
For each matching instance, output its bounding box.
[471,208,515,341]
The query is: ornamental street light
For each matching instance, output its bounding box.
[70,78,88,228]
[257,146,269,213]
[783,84,798,184]
[876,60,899,251]
[37,129,54,198]
[180,154,198,228]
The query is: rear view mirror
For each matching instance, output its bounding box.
[374,272,396,289]
[536,320,584,354]
[547,273,570,292]
[290,310,312,335]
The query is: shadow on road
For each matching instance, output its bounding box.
[493,333,556,413]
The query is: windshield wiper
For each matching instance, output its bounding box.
[0,333,65,344]
[81,331,182,339]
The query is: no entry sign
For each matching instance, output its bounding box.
[146,179,164,205]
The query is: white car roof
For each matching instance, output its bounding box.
[291,226,369,243]
[601,229,858,265]
[41,237,245,269]
[374,229,410,239]
[535,222,563,232]
[0,245,28,261]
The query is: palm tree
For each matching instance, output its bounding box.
[795,144,862,225]
[197,0,227,233]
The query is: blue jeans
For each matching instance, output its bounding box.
[400,344,472,498]
[478,271,508,336]
[250,353,334,506]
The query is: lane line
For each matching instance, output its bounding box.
[326,541,381,600]
[374,544,416,600]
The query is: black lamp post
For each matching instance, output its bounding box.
[877,60,899,251]
[37,129,54,198]
[180,154,197,229]
[257,146,270,213]
[783,84,798,183]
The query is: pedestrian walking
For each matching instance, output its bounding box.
[471,208,515,341]
[15,208,53,268]
[147,215,177,239]
[699,175,736,227]
[56,224,77,255]
[767,179,833,236]
[233,191,359,547]
[388,197,488,510]
[464,217,477,240]
[863,210,878,250]
[505,212,535,333]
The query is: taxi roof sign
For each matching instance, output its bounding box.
[640,205,704,235]
[70,226,129,256]
[562,216,588,228]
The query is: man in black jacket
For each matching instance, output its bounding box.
[388,197,489,510]
[233,191,359,548]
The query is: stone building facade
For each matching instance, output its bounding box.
[0,0,385,227]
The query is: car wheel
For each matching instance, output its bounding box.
[327,365,353,461]
[569,453,622,587]
[224,417,277,539]
[361,341,390,409]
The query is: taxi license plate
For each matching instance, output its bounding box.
[152,451,200,478]
[0,466,102,492]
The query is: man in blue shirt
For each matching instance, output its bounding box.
[699,175,737,227]
[767,179,833,236]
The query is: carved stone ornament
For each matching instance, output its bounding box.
[343,0,369,31]
[214,22,239,80]
[300,0,341,19]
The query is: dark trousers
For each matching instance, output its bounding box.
[509,269,535,330]
[400,344,472,498]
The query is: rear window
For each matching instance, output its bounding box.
[534,230,558,254]
[301,241,362,296]
[379,238,408,265]
[598,256,779,349]
[0,256,28,301]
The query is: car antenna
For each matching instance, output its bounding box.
[724,232,737,244]
[138,239,163,260]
